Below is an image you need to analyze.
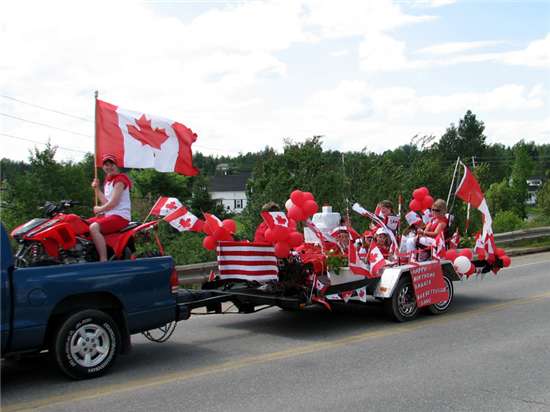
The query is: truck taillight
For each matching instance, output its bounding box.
[170,268,179,293]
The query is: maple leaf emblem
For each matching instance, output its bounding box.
[127,115,169,149]
[165,201,178,210]
[359,289,365,298]
[179,218,191,228]
[275,215,287,226]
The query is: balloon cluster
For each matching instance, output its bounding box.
[285,190,319,222]
[202,217,236,250]
[264,222,304,258]
[409,187,434,212]
[495,247,511,268]
[446,248,476,276]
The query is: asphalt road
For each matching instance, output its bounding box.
[2,252,550,412]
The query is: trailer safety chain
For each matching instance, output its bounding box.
[141,321,177,343]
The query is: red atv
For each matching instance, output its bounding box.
[10,200,162,267]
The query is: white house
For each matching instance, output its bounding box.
[209,172,251,214]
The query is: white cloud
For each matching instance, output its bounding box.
[330,49,350,57]
[418,40,505,55]
[273,81,548,152]
[412,0,456,7]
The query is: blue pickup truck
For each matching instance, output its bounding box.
[1,224,187,379]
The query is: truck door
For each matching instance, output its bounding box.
[1,224,13,352]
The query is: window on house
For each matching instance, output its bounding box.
[234,199,243,209]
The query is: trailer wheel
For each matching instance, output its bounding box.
[427,276,454,315]
[52,309,120,379]
[385,275,418,322]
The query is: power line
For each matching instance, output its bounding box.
[0,94,92,122]
[0,113,93,138]
[0,132,89,154]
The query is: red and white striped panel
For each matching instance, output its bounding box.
[217,241,278,282]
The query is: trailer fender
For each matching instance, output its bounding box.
[373,267,406,299]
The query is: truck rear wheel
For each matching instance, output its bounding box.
[384,275,418,322]
[52,309,120,379]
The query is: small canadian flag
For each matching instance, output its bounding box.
[164,207,203,232]
[150,197,182,217]
[95,99,198,176]
[369,245,386,277]
[340,290,353,303]
[260,211,289,228]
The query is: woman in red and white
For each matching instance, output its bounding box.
[89,154,132,261]
[417,198,448,246]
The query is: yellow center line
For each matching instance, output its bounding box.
[4,290,550,412]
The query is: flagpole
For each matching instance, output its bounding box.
[446,156,460,207]
[94,90,99,206]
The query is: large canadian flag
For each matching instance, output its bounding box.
[455,162,496,261]
[95,99,198,175]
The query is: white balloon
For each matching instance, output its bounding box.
[453,256,471,274]
[285,199,294,210]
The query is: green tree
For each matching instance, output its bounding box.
[437,110,487,162]
[536,180,550,215]
[510,142,534,218]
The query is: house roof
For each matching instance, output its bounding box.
[209,172,251,192]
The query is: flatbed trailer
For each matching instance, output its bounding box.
[172,257,494,324]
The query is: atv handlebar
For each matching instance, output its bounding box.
[40,200,80,217]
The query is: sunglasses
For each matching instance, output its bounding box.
[431,208,441,212]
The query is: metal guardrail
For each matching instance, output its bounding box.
[176,261,217,286]
[175,226,550,285]
[494,226,550,246]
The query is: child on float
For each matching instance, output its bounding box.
[370,200,399,235]
[373,227,391,259]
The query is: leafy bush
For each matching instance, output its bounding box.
[493,210,524,233]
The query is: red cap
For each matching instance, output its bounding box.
[102,154,118,165]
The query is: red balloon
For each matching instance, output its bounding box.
[214,227,232,241]
[288,231,304,248]
[303,192,314,201]
[409,199,422,211]
[274,241,291,258]
[459,248,473,260]
[288,205,306,221]
[203,223,213,235]
[501,255,511,267]
[419,187,430,197]
[421,195,434,210]
[302,200,318,217]
[202,236,217,250]
[477,249,486,260]
[272,226,290,242]
[222,219,237,234]
[290,190,306,207]
[445,249,458,261]
[412,188,425,201]
[194,219,205,233]
[264,228,275,243]
[495,247,506,257]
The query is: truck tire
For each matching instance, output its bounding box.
[52,309,121,379]
[384,275,418,322]
[427,275,454,315]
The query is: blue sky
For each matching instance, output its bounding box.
[1,0,548,161]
